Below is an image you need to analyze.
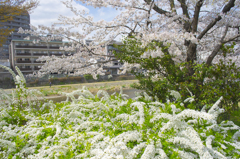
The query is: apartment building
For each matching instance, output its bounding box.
[0,13,30,59]
[104,40,123,75]
[9,36,75,75]
[82,39,123,75]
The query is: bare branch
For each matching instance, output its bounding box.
[62,35,115,58]
[206,25,229,65]
[146,0,155,29]
[169,0,176,13]
[192,0,203,33]
[197,0,236,39]
[144,0,170,16]
[106,25,134,32]
[177,0,190,19]
[223,34,240,43]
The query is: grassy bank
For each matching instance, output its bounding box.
[3,80,138,97]
[3,79,240,126]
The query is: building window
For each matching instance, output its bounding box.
[13,35,21,39]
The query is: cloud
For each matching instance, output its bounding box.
[90,7,122,22]
[29,1,124,41]
[97,8,106,17]
[30,0,89,27]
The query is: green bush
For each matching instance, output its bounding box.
[1,84,240,158]
[114,38,240,120]
[96,74,100,80]
[84,74,94,80]
[0,65,239,158]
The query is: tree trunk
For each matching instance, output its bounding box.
[186,42,197,76]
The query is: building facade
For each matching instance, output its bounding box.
[9,36,75,75]
[0,13,30,59]
[104,40,123,75]
[0,59,11,79]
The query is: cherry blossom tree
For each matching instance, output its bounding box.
[19,0,240,97]
[18,0,239,77]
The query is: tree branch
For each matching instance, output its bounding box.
[192,0,203,33]
[197,0,235,39]
[144,0,170,16]
[206,25,229,65]
[62,35,116,58]
[177,0,190,19]
[169,0,176,13]
[223,34,240,43]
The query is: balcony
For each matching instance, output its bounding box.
[33,61,44,63]
[49,46,60,49]
[16,45,47,49]
[33,60,45,63]
[50,53,63,56]
[19,68,32,71]
[33,67,41,70]
[11,23,21,27]
[16,53,31,56]
[16,60,31,63]
[65,53,73,56]
[33,53,48,56]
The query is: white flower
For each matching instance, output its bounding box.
[170,90,181,100]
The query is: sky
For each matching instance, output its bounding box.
[30,0,119,27]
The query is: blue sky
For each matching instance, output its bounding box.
[30,0,119,27]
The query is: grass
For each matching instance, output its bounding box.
[4,80,138,98]
[230,110,240,126]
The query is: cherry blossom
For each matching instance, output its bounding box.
[18,0,240,78]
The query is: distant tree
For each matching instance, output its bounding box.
[0,0,38,46]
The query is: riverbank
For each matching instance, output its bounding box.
[3,80,138,97]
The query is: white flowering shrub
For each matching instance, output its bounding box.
[108,75,113,79]
[0,66,240,158]
[0,65,43,126]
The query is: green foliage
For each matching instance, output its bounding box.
[2,105,28,126]
[198,60,240,119]
[84,74,94,80]
[0,84,240,158]
[96,74,100,80]
[0,65,240,158]
[114,37,185,102]
[114,37,240,119]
